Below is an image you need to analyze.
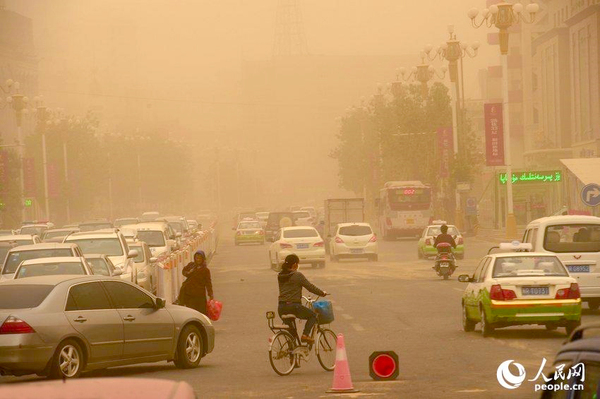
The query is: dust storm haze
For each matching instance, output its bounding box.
[3,0,494,218]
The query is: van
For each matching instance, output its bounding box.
[524,215,600,309]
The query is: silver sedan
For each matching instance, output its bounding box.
[0,275,214,378]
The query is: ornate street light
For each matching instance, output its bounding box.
[398,53,447,100]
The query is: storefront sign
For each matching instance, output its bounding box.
[437,127,453,178]
[484,103,505,166]
[499,170,562,185]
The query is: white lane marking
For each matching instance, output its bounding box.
[455,389,487,393]
[352,323,365,331]
[335,305,344,311]
[342,313,353,320]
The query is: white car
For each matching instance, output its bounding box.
[269,226,325,270]
[84,254,122,277]
[64,229,137,283]
[300,207,317,221]
[1,243,85,280]
[127,240,158,294]
[292,211,314,226]
[0,235,42,247]
[523,215,600,310]
[330,223,378,262]
[141,211,160,222]
[126,223,175,258]
[13,257,93,279]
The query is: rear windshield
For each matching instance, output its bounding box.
[137,231,166,247]
[79,223,112,232]
[492,256,567,278]
[4,249,74,274]
[17,262,85,279]
[544,224,600,253]
[87,258,111,276]
[339,225,373,236]
[0,285,55,309]
[239,222,261,230]
[283,229,319,238]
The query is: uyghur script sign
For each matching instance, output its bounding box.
[499,171,562,185]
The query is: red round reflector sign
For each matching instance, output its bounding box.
[372,354,396,378]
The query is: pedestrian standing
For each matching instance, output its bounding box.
[179,250,214,315]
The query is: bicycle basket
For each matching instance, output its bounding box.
[313,300,334,324]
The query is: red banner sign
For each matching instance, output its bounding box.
[23,157,37,197]
[437,127,453,178]
[484,103,505,166]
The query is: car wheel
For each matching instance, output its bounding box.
[49,339,84,379]
[462,304,475,332]
[588,300,600,311]
[565,321,581,336]
[480,307,494,337]
[174,325,203,369]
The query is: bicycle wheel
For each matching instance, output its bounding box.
[316,328,337,371]
[269,331,296,376]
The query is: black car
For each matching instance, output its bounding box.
[265,212,297,242]
[541,323,600,398]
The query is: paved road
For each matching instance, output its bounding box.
[3,231,598,398]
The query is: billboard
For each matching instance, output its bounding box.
[484,103,505,166]
[437,127,453,178]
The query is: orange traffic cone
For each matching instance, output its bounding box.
[327,333,359,393]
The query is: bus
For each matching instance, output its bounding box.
[378,181,432,240]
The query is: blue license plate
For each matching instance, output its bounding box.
[522,287,549,296]
[297,243,309,249]
[350,248,363,254]
[568,265,590,273]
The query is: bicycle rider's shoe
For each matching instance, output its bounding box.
[301,335,314,344]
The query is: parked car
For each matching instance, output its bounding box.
[0,234,42,247]
[417,222,465,259]
[127,240,157,293]
[42,228,80,243]
[329,222,378,262]
[458,243,581,337]
[79,221,114,232]
[269,226,325,270]
[235,220,265,246]
[523,215,600,311]
[1,243,84,281]
[14,257,93,279]
[0,275,215,378]
[293,210,315,226]
[64,229,137,283]
[158,216,190,238]
[127,223,175,258]
[19,224,50,237]
[84,254,122,277]
[114,217,140,228]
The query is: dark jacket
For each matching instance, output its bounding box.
[433,233,457,249]
[278,270,325,303]
[181,262,214,299]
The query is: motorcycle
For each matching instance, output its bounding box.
[433,242,456,280]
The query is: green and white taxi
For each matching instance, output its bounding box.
[417,221,464,259]
[459,242,581,337]
[234,220,265,246]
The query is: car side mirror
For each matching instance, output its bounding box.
[127,250,139,259]
[155,297,166,309]
[113,268,123,276]
[150,257,158,263]
[457,274,471,283]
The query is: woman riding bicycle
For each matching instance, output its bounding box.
[278,254,328,344]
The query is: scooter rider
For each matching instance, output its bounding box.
[433,224,457,249]
[277,254,329,344]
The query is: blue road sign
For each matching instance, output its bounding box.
[581,183,600,207]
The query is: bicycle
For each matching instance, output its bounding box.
[266,296,337,376]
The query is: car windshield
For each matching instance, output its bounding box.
[492,256,568,278]
[339,225,373,236]
[79,223,112,232]
[69,238,123,256]
[137,231,166,247]
[239,222,261,230]
[427,226,459,236]
[0,285,54,309]
[20,226,45,235]
[114,219,138,227]
[543,224,600,253]
[283,229,319,238]
[4,249,74,274]
[87,258,111,276]
[16,262,85,278]
[129,245,145,262]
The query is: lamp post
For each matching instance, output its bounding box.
[3,80,29,222]
[468,1,540,238]
[33,96,50,220]
[423,26,479,229]
[398,53,447,100]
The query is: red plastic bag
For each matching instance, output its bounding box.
[206,299,223,321]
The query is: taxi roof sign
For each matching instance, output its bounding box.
[498,241,532,251]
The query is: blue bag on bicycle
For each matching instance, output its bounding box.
[313,300,334,324]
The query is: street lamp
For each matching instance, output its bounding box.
[2,80,29,221]
[423,26,479,229]
[33,96,51,221]
[398,53,447,100]
[468,2,540,238]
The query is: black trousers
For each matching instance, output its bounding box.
[278,302,317,336]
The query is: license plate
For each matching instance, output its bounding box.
[297,243,309,249]
[522,287,549,296]
[440,262,449,267]
[568,265,590,273]
[406,219,414,225]
[350,248,363,254]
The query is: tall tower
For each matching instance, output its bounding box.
[273,0,308,58]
